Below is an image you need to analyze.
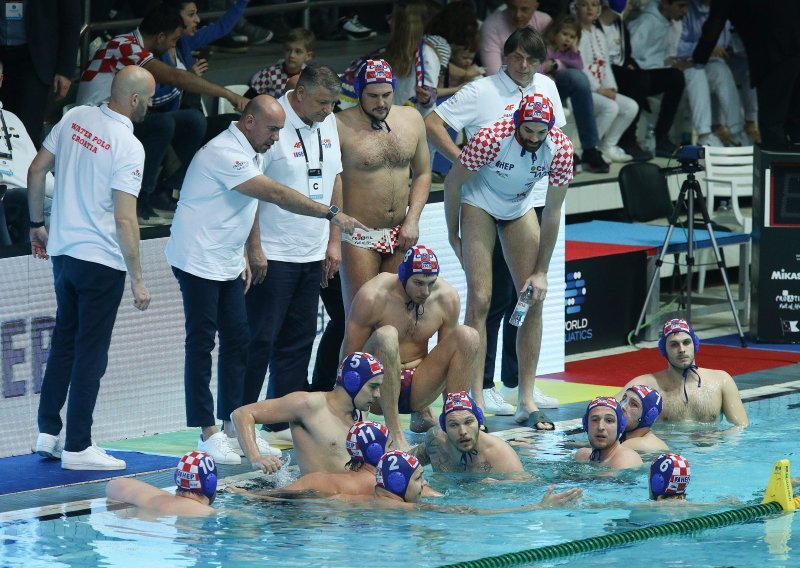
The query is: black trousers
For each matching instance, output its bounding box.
[612,65,685,145]
[0,45,50,147]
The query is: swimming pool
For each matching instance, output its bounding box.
[1,391,798,567]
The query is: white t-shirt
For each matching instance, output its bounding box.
[435,68,565,139]
[258,92,342,263]
[459,119,573,219]
[43,104,144,271]
[165,123,262,280]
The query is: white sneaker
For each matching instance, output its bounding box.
[697,133,725,147]
[339,16,377,40]
[198,432,241,465]
[228,431,282,458]
[534,386,559,409]
[599,144,633,163]
[61,444,126,470]
[482,387,515,415]
[500,385,518,405]
[35,433,63,459]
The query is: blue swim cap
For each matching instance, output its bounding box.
[336,352,384,402]
[353,58,396,99]
[650,453,691,499]
[346,421,389,467]
[657,318,700,358]
[602,0,627,16]
[174,451,217,501]
[439,391,485,431]
[398,245,440,288]
[625,385,663,429]
[582,396,626,441]
[375,450,420,500]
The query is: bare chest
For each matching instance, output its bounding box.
[660,387,723,423]
[342,128,417,171]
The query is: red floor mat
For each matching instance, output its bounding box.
[542,345,800,388]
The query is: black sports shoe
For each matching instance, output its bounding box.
[619,142,653,162]
[655,136,678,158]
[581,147,610,174]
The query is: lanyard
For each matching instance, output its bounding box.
[294,128,323,167]
[0,107,13,160]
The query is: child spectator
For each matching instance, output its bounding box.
[439,41,484,95]
[249,28,314,98]
[574,0,638,162]
[542,15,584,75]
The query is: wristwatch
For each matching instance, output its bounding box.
[325,205,340,221]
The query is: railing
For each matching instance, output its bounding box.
[79,0,389,68]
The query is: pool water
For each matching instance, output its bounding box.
[1,392,798,567]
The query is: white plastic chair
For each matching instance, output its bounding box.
[217,84,249,115]
[702,145,754,227]
[696,145,754,292]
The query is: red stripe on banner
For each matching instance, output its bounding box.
[542,345,800,387]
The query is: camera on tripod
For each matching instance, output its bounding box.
[676,144,704,172]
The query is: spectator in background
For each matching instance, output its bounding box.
[148,0,252,215]
[249,28,315,98]
[575,0,638,163]
[677,0,748,147]
[628,0,690,155]
[692,0,800,150]
[425,1,483,96]
[599,0,683,159]
[75,4,248,225]
[481,0,609,173]
[0,0,80,147]
[724,29,760,145]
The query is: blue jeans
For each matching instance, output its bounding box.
[553,68,600,150]
[37,256,125,452]
[172,267,248,427]
[243,260,322,430]
[134,109,206,194]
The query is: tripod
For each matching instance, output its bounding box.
[633,167,747,346]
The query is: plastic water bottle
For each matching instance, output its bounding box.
[509,286,534,327]
[643,125,656,154]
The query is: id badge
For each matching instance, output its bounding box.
[5,2,23,20]
[307,168,323,201]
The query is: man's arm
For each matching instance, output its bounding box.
[27,148,54,259]
[341,285,380,357]
[246,207,267,287]
[397,112,431,251]
[235,175,362,234]
[113,191,150,311]
[443,162,476,265]
[720,372,749,428]
[425,112,461,164]
[613,448,644,469]
[143,58,248,111]
[526,184,568,302]
[231,392,318,473]
[479,19,504,76]
[322,174,343,286]
[434,285,461,344]
[106,478,213,515]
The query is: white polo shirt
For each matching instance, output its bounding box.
[459,119,573,220]
[258,92,342,263]
[165,123,262,280]
[43,104,144,271]
[435,68,565,139]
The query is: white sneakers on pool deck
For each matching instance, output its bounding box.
[198,432,241,465]
[228,430,282,458]
[35,433,63,459]
[482,387,515,415]
[499,385,560,409]
[61,444,126,470]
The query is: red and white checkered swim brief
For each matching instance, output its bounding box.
[341,225,401,255]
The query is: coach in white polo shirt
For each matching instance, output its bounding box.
[425,27,565,417]
[241,65,343,431]
[28,66,154,471]
[165,95,361,466]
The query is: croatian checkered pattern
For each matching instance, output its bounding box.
[658,453,691,495]
[175,450,213,491]
[250,60,304,97]
[443,391,475,414]
[588,396,620,413]
[374,226,401,254]
[404,245,439,274]
[459,119,516,172]
[80,34,153,82]
[629,385,656,399]
[363,59,394,86]
[517,93,555,130]
[663,318,692,337]
[547,128,574,187]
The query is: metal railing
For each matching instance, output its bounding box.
[80,0,389,69]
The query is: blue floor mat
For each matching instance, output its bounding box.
[0,451,177,496]
[704,333,800,353]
